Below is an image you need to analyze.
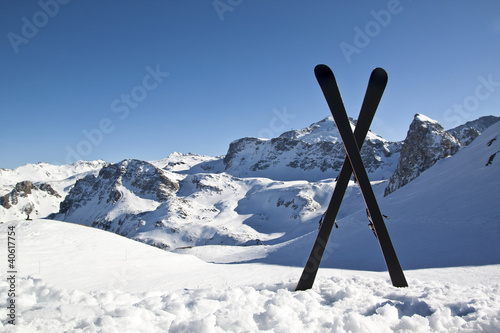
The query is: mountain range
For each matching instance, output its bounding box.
[1,113,499,270]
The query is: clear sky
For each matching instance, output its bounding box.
[1,0,500,169]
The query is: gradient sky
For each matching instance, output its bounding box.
[1,1,500,169]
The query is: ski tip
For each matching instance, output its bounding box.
[372,67,388,82]
[314,64,333,78]
[315,64,329,70]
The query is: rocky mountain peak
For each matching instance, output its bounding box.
[384,114,460,196]
[222,116,399,181]
[58,159,179,218]
[278,116,384,144]
[278,116,343,144]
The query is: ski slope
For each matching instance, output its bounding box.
[1,219,499,332]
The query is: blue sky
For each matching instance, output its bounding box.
[1,1,500,169]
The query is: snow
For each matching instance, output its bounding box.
[0,160,107,221]
[0,186,61,222]
[0,160,106,195]
[150,152,223,174]
[283,116,386,144]
[1,118,500,331]
[415,113,440,125]
[1,219,500,332]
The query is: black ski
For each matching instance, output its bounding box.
[314,64,407,288]
[296,67,388,291]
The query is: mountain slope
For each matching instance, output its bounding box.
[448,115,500,146]
[378,119,500,268]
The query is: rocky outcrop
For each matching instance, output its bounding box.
[0,181,60,211]
[384,114,460,196]
[58,159,179,217]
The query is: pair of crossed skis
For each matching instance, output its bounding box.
[296,65,408,291]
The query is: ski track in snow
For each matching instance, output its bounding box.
[1,219,500,332]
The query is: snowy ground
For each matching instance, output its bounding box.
[1,219,499,332]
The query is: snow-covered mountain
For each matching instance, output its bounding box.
[223,116,401,181]
[52,159,180,232]
[448,115,500,146]
[384,114,500,196]
[178,120,500,271]
[51,159,345,250]
[327,119,500,270]
[2,113,500,331]
[0,160,106,221]
[1,114,499,265]
[0,181,61,221]
[43,116,402,251]
[0,160,108,188]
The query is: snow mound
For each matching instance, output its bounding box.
[2,272,499,332]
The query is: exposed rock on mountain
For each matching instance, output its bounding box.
[0,181,60,209]
[223,116,401,181]
[56,159,179,222]
[448,115,500,146]
[0,180,61,219]
[4,113,500,256]
[384,114,461,196]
